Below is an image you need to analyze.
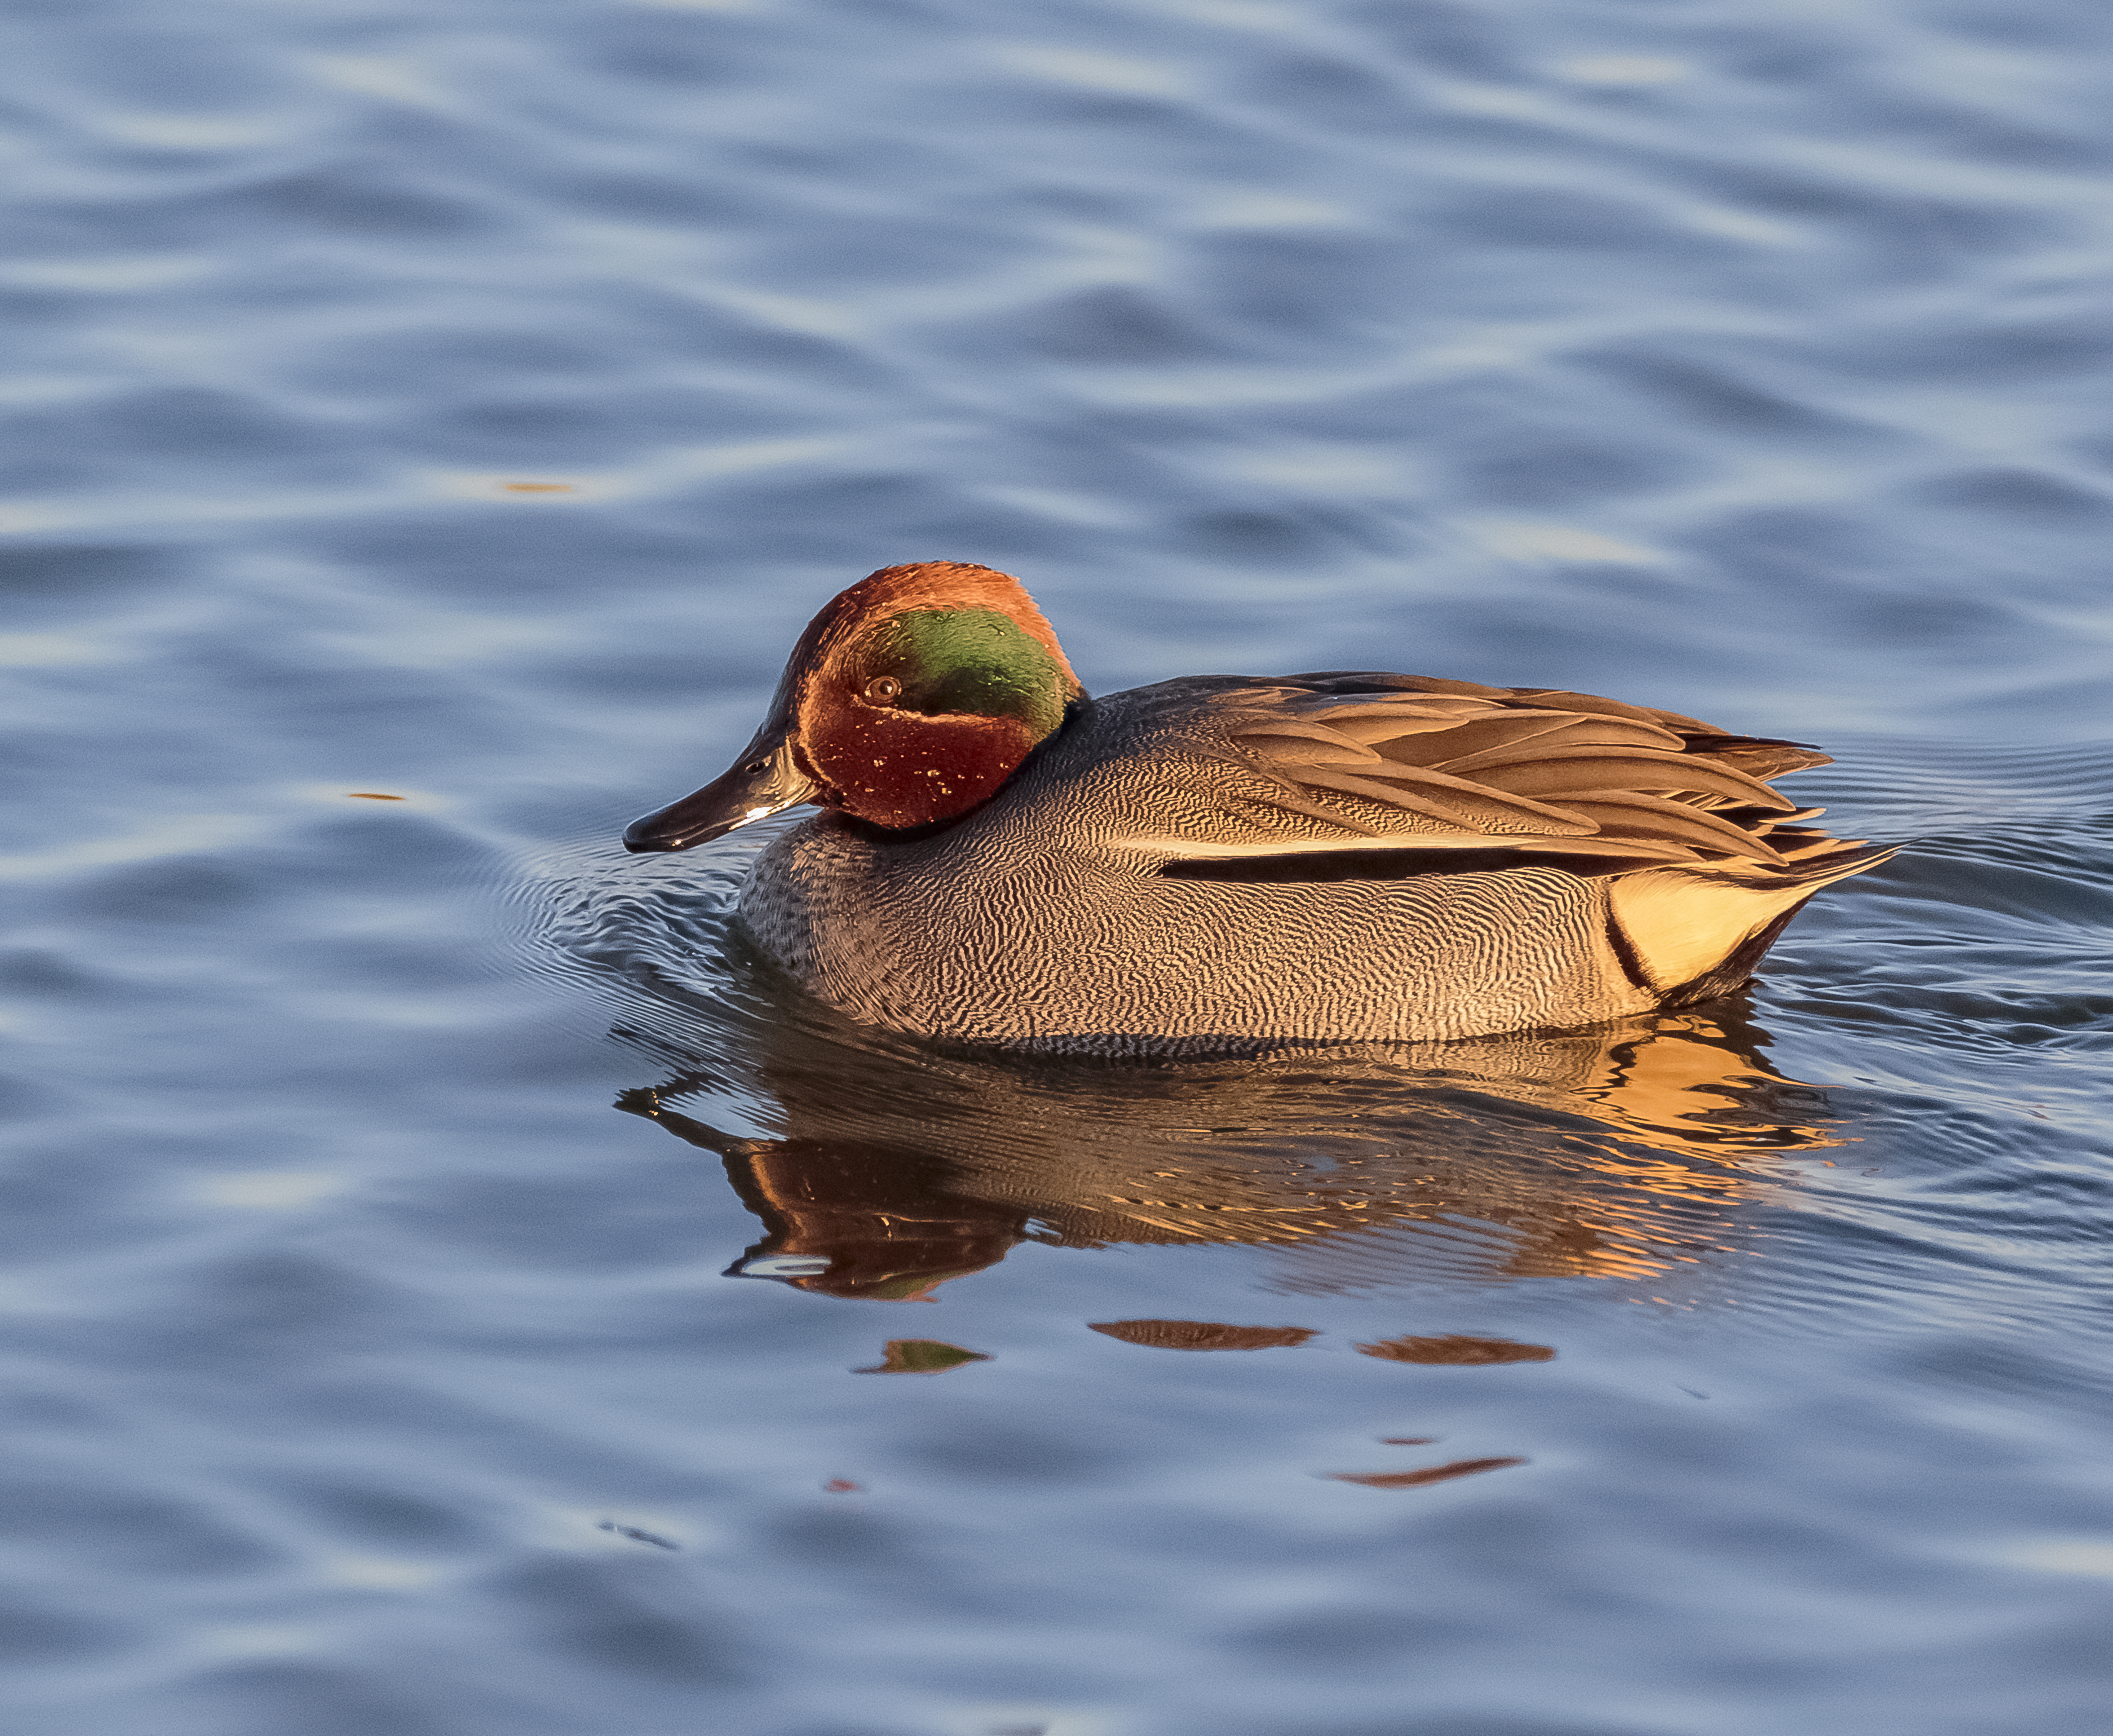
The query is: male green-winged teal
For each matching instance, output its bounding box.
[624,562,1891,1052]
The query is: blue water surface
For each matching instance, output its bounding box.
[4,2,2111,1733]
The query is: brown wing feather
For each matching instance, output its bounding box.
[1287,764,1600,835]
[1450,749,1794,809]
[1675,732,1834,779]
[1196,675,1859,877]
[1501,687,1716,731]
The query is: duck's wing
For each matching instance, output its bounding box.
[1140,672,1880,882]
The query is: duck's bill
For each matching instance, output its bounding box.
[623,740,819,853]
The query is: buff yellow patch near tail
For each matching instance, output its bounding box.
[1605,869,1826,990]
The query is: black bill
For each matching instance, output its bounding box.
[623,719,819,854]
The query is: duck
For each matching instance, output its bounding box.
[623,561,1892,1053]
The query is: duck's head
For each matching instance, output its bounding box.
[624,561,1086,852]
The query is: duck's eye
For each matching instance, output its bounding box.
[862,675,902,705]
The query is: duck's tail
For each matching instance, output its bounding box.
[1606,840,1901,1005]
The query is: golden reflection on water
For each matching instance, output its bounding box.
[1326,1458,1529,1490]
[1089,1320,1317,1352]
[1355,1334,1555,1366]
[614,961,1838,1307]
[856,1339,992,1374]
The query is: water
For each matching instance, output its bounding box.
[5,2,2111,1731]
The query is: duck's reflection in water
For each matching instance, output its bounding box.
[612,952,1839,1306]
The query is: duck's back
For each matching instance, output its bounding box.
[739,673,1889,1052]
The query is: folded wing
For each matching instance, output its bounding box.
[1147,672,1856,870]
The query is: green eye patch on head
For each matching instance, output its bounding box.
[859,608,1076,737]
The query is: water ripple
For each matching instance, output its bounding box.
[6,1,2113,1732]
